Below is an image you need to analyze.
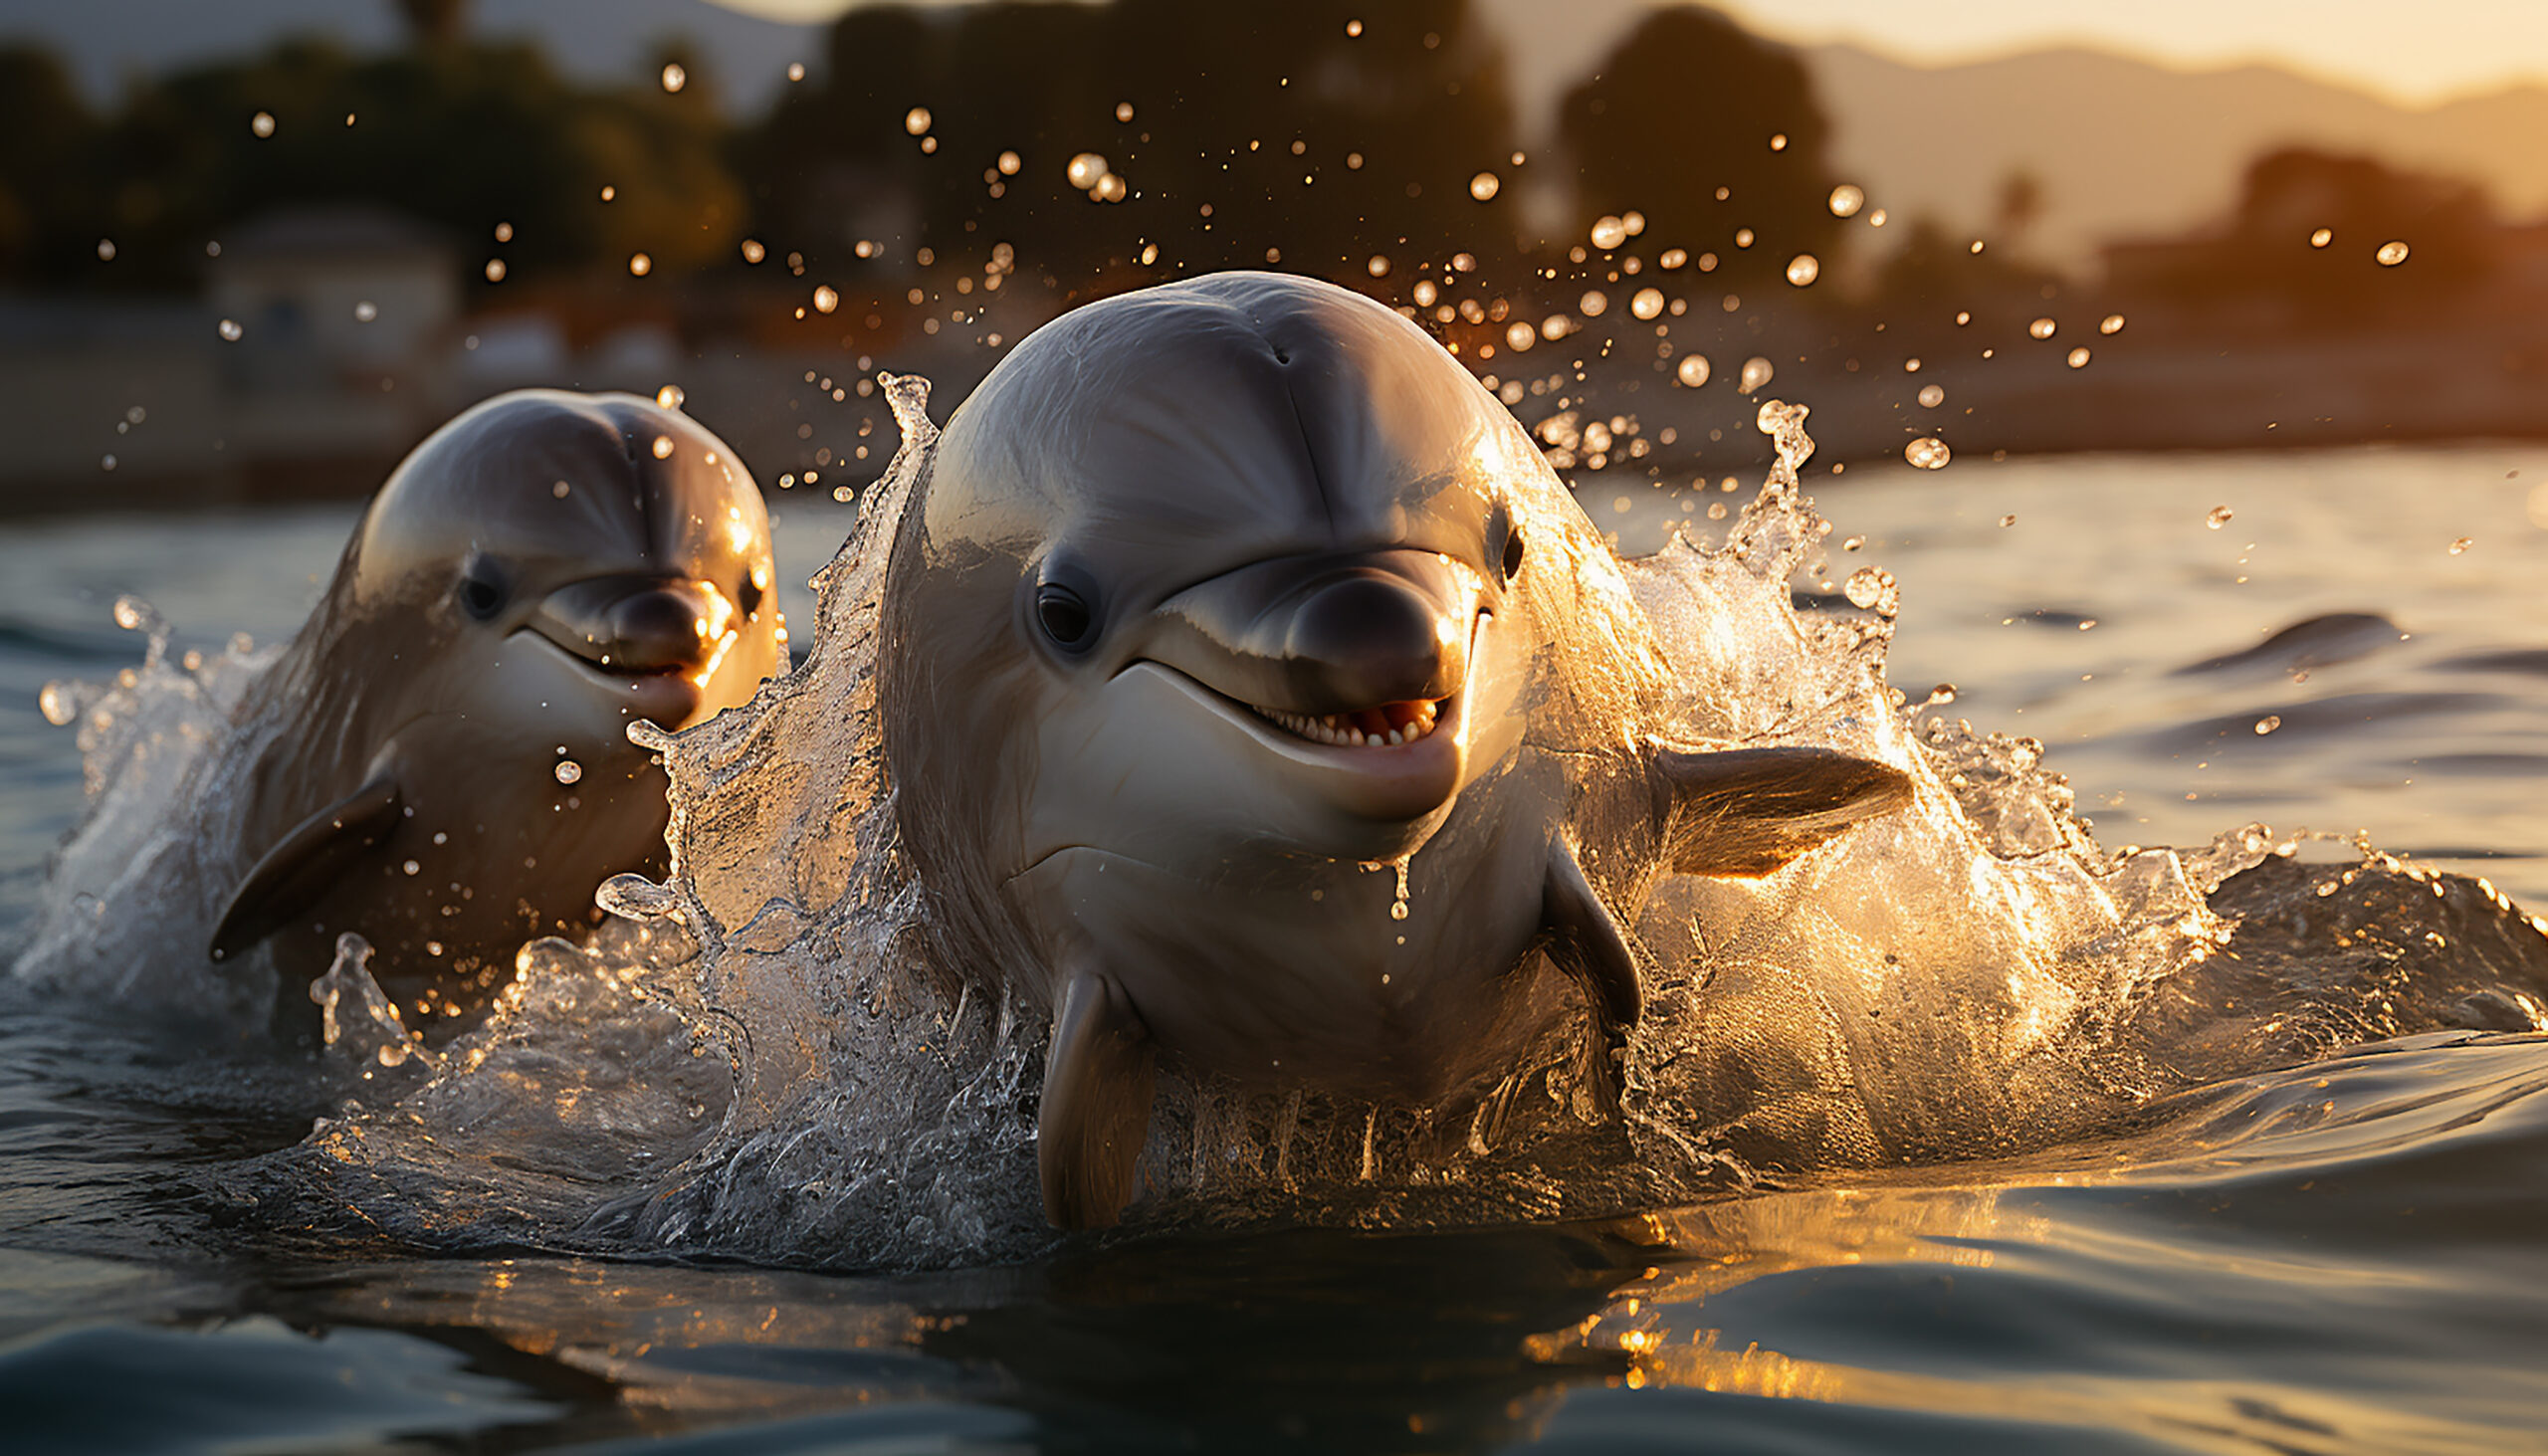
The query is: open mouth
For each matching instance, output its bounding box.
[1246,697,1446,748]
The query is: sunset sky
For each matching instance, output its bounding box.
[715,0,2548,107]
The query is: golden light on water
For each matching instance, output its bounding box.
[2377,240,2411,265]
[1469,171,1501,201]
[1828,183,1865,217]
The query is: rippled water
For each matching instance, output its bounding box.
[4,438,2546,1452]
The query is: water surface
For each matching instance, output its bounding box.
[4,442,2545,1452]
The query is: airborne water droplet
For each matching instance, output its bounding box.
[656,384,685,409]
[1917,383,1945,408]
[554,759,584,784]
[2310,227,2334,248]
[2028,316,2056,339]
[1737,356,1774,394]
[217,318,243,341]
[661,63,687,94]
[1066,152,1109,190]
[2207,506,2234,529]
[1676,354,1711,388]
[1630,287,1664,319]
[1843,566,1897,613]
[2377,240,2410,266]
[904,105,932,135]
[2100,313,2126,334]
[38,683,76,726]
[2067,347,2091,368]
[1590,215,1628,250]
[250,110,275,138]
[1785,254,1819,287]
[2447,536,2473,555]
[2253,716,2282,735]
[1828,184,1864,218]
[1904,437,1951,470]
[1469,171,1500,201]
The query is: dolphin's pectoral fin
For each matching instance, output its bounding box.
[1038,967,1158,1229]
[1649,743,1914,878]
[208,775,403,963]
[1540,837,1640,1115]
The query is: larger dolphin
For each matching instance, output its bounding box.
[207,390,784,1026]
[879,274,1910,1226]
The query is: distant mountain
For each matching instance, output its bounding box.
[1808,43,2548,270]
[0,0,823,111]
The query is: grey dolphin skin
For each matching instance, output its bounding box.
[879,273,1913,1228]
[208,390,784,1026]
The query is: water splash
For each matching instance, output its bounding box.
[23,375,2543,1271]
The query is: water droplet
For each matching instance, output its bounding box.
[1785,254,1819,287]
[2447,535,2473,555]
[1114,101,1135,122]
[1768,132,1788,151]
[1828,184,1864,218]
[904,105,931,135]
[651,435,675,459]
[402,859,421,876]
[216,318,243,341]
[1675,354,1711,388]
[554,759,583,784]
[1737,356,1775,394]
[2377,240,2410,266]
[787,62,805,81]
[1903,437,1951,470]
[1093,172,1127,202]
[628,253,652,277]
[2066,346,2092,368]
[552,480,571,499]
[484,259,507,283]
[37,683,76,726]
[2099,313,2126,334]
[2309,228,2333,248]
[661,63,687,94]
[1843,566,1897,613]
[1345,18,1364,36]
[2028,316,2056,339]
[600,185,615,202]
[812,285,839,313]
[2253,716,2282,735]
[96,238,115,261]
[111,594,151,630]
[250,110,275,138]
[656,384,686,410]
[741,238,765,263]
[1504,320,1536,352]
[1389,900,1409,921]
[1589,215,1628,250]
[1927,683,1959,706]
[1577,289,1608,317]
[597,873,678,920]
[1469,171,1500,201]
[1917,383,1945,408]
[101,453,116,471]
[2206,506,2234,529]
[1066,152,1110,190]
[352,300,377,322]
[1999,514,2017,527]
[1630,287,1665,319]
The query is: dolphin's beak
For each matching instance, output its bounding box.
[526,573,742,727]
[1141,548,1482,749]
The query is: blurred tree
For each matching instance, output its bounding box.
[1992,168,2044,251]
[1556,6,1837,291]
[2111,147,2498,329]
[0,45,101,283]
[395,0,472,49]
[73,37,741,289]
[748,0,1521,290]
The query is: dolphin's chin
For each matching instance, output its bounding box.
[1131,663,1468,826]
[510,628,713,730]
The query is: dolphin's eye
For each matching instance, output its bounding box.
[457,563,508,621]
[1501,523,1526,583]
[1035,583,1096,650]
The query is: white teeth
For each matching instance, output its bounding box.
[1248,700,1446,749]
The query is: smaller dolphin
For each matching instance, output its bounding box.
[879,274,1913,1226]
[206,390,784,1026]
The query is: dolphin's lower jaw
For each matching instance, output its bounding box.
[1144,665,1468,827]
